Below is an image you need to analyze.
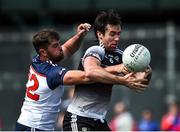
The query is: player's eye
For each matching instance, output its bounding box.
[110,32,120,37]
[109,32,116,37]
[52,43,59,48]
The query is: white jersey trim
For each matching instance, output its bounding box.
[67,105,106,121]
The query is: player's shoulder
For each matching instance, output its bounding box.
[31,55,61,75]
[86,45,104,51]
[85,45,105,58]
[114,48,123,55]
[86,40,105,52]
[82,42,105,63]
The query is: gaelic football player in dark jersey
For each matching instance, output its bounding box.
[63,10,152,131]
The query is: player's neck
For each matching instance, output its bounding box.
[39,55,48,62]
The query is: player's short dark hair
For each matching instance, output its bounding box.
[94,9,122,39]
[32,29,60,53]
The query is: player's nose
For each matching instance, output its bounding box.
[114,36,120,41]
[58,45,63,52]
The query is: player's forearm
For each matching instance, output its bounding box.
[63,33,84,55]
[104,64,124,74]
[63,23,91,57]
[104,66,119,74]
[63,70,94,85]
[85,67,124,84]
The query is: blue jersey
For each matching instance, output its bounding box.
[17,55,68,130]
[139,119,159,131]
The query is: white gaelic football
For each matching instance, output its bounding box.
[122,44,151,72]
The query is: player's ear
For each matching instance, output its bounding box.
[39,48,48,57]
[97,31,103,40]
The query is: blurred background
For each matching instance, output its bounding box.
[0,0,180,130]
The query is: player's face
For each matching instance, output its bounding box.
[47,39,64,62]
[101,24,121,52]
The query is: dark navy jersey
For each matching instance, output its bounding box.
[67,41,123,120]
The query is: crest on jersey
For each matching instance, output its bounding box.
[114,56,120,62]
[59,68,66,75]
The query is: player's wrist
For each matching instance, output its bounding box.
[116,76,125,85]
[78,30,87,38]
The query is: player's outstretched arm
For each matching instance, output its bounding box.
[62,23,91,58]
[63,69,147,92]
[83,56,148,91]
[62,64,147,93]
[63,70,93,85]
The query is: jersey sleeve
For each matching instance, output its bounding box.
[82,46,105,65]
[46,66,68,90]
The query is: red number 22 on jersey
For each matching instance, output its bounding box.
[26,74,40,101]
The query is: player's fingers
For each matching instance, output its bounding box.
[79,23,91,31]
[132,87,146,92]
[83,23,91,31]
[129,85,145,93]
[130,83,148,91]
[122,66,130,75]
[136,82,148,88]
[124,72,134,79]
